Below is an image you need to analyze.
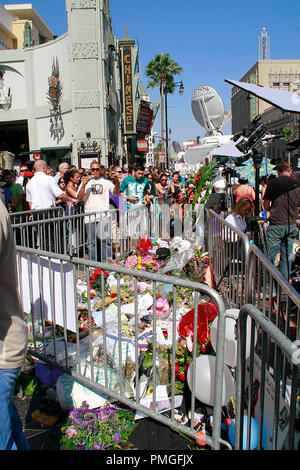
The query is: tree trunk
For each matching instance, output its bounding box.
[160,79,165,157]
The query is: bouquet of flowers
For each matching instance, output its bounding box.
[60,405,137,450]
[181,250,210,283]
[89,268,109,293]
[184,162,218,208]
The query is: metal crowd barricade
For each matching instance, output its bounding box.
[11,208,121,262]
[206,209,251,308]
[246,244,300,342]
[234,303,300,450]
[16,245,230,450]
[10,207,65,248]
[119,205,149,255]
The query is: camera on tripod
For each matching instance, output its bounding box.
[232,115,267,154]
[222,162,236,177]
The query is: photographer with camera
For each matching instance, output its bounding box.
[262,161,300,281]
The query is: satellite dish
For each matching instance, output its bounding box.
[172,141,182,154]
[191,85,225,135]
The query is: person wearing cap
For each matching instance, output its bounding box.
[263,160,300,281]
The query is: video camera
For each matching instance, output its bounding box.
[222,162,237,177]
[232,115,267,154]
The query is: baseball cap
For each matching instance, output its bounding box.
[275,160,291,171]
[24,171,33,177]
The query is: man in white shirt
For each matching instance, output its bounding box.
[77,161,120,261]
[26,160,73,210]
[26,160,76,251]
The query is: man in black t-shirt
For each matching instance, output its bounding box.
[263,161,300,280]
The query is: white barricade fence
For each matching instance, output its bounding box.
[15,246,300,450]
[16,245,233,450]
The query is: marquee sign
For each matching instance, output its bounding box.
[137,139,148,152]
[136,100,153,135]
[121,46,135,134]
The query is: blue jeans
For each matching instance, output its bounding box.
[85,217,112,262]
[267,224,298,281]
[0,368,29,450]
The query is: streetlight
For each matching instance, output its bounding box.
[165,81,184,168]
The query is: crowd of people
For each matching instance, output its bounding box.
[0,160,186,214]
[219,161,300,282]
[0,159,189,261]
[2,157,300,281]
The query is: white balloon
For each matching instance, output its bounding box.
[210,309,257,367]
[187,355,234,406]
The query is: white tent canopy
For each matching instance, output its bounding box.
[184,143,218,166]
[209,139,246,158]
[225,79,300,113]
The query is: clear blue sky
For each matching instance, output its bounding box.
[3,0,300,147]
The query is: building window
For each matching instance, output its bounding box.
[272,82,280,88]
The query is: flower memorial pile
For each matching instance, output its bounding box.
[33,230,224,450]
[71,235,218,410]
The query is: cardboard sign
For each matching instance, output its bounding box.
[17,253,77,333]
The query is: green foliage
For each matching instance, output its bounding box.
[145,53,183,91]
[281,126,298,142]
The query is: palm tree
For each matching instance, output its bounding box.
[145,54,183,156]
[281,126,298,142]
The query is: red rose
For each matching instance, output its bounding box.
[137,236,152,254]
[177,373,186,382]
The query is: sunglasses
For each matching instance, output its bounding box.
[91,168,101,171]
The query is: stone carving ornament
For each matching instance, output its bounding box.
[70,0,97,9]
[72,42,98,60]
[74,90,100,108]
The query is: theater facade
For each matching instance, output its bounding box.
[0,0,155,170]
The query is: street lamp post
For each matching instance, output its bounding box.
[164,81,184,168]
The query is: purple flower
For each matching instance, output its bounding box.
[92,444,103,450]
[113,433,122,444]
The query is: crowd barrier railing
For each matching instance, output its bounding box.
[235,303,300,450]
[206,209,251,308]
[16,245,230,450]
[11,203,204,262]
[15,245,300,450]
[246,244,300,342]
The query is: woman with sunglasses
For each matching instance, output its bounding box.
[155,173,170,205]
